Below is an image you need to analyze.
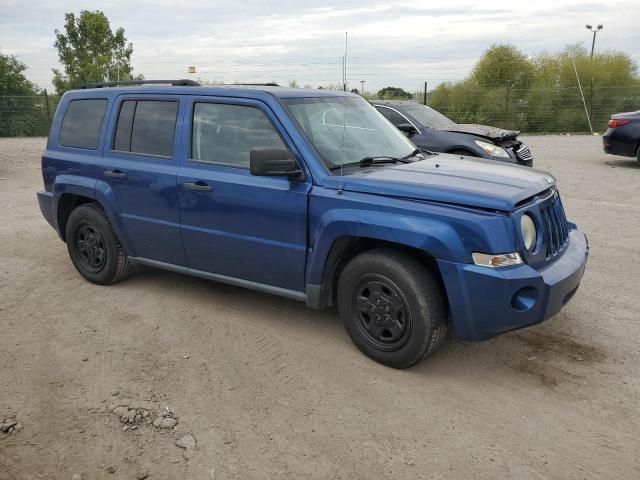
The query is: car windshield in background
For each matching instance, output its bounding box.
[403,104,455,129]
[284,96,416,169]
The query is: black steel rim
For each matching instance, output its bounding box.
[74,222,106,272]
[351,275,411,351]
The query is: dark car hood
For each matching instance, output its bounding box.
[611,110,640,119]
[438,123,519,141]
[323,154,554,212]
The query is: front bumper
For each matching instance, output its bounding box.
[437,228,588,341]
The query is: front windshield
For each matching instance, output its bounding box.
[403,104,455,129]
[284,96,417,169]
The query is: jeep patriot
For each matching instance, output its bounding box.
[37,80,589,368]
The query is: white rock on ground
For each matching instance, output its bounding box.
[153,417,178,429]
[175,434,197,449]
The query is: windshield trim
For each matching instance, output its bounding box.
[403,104,455,129]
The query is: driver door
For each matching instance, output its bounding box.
[177,98,310,292]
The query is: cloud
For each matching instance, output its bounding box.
[1,0,638,91]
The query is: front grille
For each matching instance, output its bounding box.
[515,144,533,162]
[540,192,569,258]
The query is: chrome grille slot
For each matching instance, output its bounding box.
[541,193,569,258]
[515,144,533,161]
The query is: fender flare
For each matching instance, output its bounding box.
[306,208,467,286]
[52,175,135,255]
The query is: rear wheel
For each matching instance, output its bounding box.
[337,249,448,368]
[66,203,134,285]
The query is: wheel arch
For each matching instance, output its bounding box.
[53,177,132,254]
[56,193,95,242]
[308,235,449,313]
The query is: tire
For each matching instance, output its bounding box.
[65,203,134,285]
[337,249,448,368]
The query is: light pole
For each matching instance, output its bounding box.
[585,24,603,59]
[360,80,366,96]
[585,24,602,132]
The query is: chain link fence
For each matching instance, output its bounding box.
[0,93,60,137]
[1,85,639,137]
[390,84,640,134]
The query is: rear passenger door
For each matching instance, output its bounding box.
[177,97,310,292]
[100,95,187,266]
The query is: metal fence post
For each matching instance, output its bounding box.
[44,89,52,129]
[589,78,594,131]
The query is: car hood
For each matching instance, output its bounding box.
[611,110,640,120]
[323,154,554,212]
[437,123,520,141]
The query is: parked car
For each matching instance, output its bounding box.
[37,81,588,368]
[373,100,534,166]
[603,110,640,161]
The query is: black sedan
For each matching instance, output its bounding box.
[603,110,640,161]
[373,101,533,167]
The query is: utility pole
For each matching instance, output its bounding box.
[343,32,348,92]
[423,81,428,105]
[360,80,366,96]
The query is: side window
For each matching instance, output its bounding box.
[113,100,178,157]
[59,99,107,149]
[192,103,287,167]
[113,100,136,151]
[376,106,408,127]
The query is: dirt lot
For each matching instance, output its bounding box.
[1,136,639,479]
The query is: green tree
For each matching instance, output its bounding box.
[377,86,413,99]
[0,51,49,137]
[52,10,135,93]
[471,44,534,91]
[0,51,37,96]
[430,43,640,133]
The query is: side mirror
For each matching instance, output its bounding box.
[397,123,418,136]
[250,147,303,180]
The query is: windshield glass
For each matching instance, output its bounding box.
[403,104,455,129]
[284,96,417,169]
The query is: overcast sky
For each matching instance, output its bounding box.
[1,0,639,92]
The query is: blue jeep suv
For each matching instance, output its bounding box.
[37,80,589,368]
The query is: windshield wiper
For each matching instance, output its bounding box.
[358,156,412,167]
[328,155,414,171]
[404,147,438,159]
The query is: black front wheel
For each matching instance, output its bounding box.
[66,203,134,285]
[337,249,448,368]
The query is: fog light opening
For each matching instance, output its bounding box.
[511,287,538,312]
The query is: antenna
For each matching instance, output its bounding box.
[339,31,348,193]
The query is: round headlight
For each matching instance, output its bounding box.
[521,214,537,251]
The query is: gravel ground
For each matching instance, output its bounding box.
[0,136,639,479]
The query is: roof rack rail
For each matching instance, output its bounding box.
[81,79,200,89]
[228,83,280,87]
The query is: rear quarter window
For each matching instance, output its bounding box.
[59,99,108,149]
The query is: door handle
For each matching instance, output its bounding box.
[104,169,126,179]
[183,181,213,192]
